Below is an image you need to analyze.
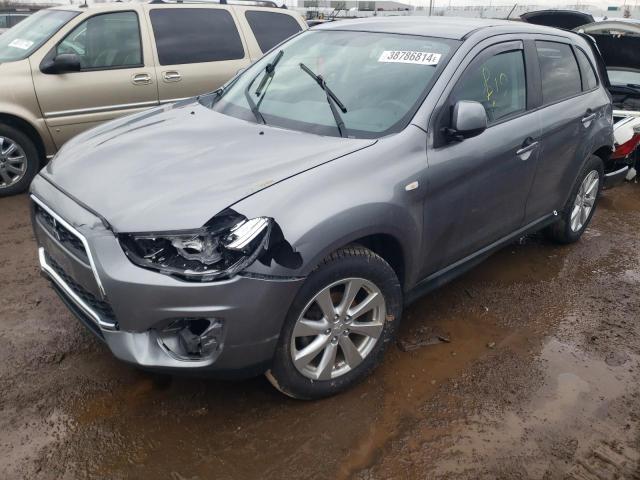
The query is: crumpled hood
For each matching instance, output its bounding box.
[41,99,375,232]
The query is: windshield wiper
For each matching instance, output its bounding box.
[299,62,348,138]
[243,50,284,125]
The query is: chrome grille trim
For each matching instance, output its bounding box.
[31,194,106,298]
[39,248,117,330]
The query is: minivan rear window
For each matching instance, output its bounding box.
[150,8,244,65]
[245,11,302,53]
[536,41,582,104]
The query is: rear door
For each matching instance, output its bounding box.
[234,7,305,59]
[423,39,542,274]
[30,9,158,148]
[146,5,251,103]
[524,38,607,222]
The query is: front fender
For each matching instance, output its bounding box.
[233,126,430,289]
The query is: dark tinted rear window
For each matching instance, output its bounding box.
[536,41,582,104]
[150,8,244,65]
[575,47,598,90]
[245,11,301,52]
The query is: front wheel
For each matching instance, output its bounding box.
[545,154,603,244]
[266,246,402,400]
[0,124,40,197]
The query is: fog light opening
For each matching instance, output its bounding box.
[158,318,224,360]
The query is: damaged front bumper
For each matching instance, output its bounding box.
[31,177,304,377]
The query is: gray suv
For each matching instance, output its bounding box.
[31,17,614,399]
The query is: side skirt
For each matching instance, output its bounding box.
[405,212,558,306]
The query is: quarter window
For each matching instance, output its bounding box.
[575,48,598,90]
[245,11,302,53]
[150,9,244,66]
[57,12,142,70]
[536,41,581,104]
[451,49,527,123]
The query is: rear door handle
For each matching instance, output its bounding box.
[163,71,182,82]
[516,138,539,160]
[132,73,151,85]
[582,112,597,125]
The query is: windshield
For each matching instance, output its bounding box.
[210,30,458,138]
[0,9,79,63]
[608,69,640,86]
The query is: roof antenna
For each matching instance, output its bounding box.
[506,3,517,19]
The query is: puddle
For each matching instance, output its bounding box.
[425,338,640,479]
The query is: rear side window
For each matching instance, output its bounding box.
[536,41,581,104]
[150,8,244,65]
[57,11,142,70]
[0,16,7,28]
[575,47,598,90]
[245,11,302,52]
[451,49,527,124]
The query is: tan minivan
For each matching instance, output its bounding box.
[0,1,306,196]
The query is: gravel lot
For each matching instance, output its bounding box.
[1,183,639,479]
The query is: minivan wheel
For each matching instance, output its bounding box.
[266,246,402,400]
[0,124,40,197]
[545,154,604,244]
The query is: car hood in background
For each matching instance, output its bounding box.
[41,100,376,232]
[575,20,640,71]
[520,10,595,29]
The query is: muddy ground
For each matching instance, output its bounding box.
[1,183,639,480]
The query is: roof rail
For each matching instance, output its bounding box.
[149,0,281,7]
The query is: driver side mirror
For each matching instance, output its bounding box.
[41,53,81,74]
[446,100,488,141]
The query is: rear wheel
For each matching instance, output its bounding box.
[266,246,402,400]
[0,124,40,197]
[545,154,603,244]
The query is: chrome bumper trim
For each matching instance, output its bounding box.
[39,248,117,330]
[30,194,106,297]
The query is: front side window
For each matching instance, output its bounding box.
[210,30,458,138]
[57,11,142,70]
[450,49,527,123]
[575,48,598,90]
[245,11,302,53]
[150,8,244,66]
[0,9,78,63]
[536,41,581,104]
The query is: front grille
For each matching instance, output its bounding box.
[47,254,116,325]
[34,203,88,262]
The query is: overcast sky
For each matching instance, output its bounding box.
[11,0,639,10]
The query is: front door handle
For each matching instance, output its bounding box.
[163,71,182,82]
[132,73,151,85]
[516,138,539,160]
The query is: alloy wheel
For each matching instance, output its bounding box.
[0,137,27,189]
[570,170,599,232]
[290,277,386,380]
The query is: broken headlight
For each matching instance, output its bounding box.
[119,213,272,282]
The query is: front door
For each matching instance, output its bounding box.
[422,40,542,275]
[30,10,159,148]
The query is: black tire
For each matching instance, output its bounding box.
[545,154,604,244]
[266,245,402,400]
[0,123,40,197]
